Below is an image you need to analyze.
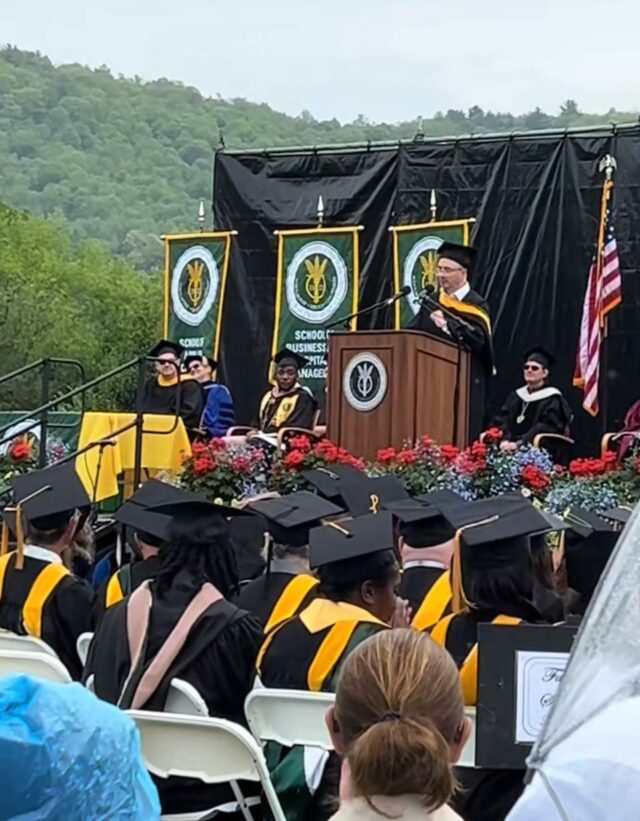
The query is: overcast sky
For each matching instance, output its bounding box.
[1,0,638,123]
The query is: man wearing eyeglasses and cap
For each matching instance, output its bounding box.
[184,354,236,438]
[0,463,95,678]
[141,340,204,435]
[411,242,495,442]
[492,346,572,452]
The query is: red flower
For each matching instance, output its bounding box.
[439,445,459,463]
[8,438,33,462]
[470,441,487,460]
[377,447,397,464]
[314,439,340,462]
[191,441,208,456]
[483,427,503,445]
[209,438,226,453]
[520,465,550,492]
[419,434,435,449]
[283,450,306,468]
[288,435,312,453]
[231,455,252,474]
[396,449,418,465]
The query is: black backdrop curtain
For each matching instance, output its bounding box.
[213,125,640,453]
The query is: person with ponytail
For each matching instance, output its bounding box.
[327,629,469,820]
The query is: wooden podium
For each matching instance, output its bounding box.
[327,330,470,460]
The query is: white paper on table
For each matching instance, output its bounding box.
[515,651,569,744]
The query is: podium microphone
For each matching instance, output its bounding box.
[417,284,438,302]
[385,285,412,306]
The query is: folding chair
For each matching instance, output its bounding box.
[459,707,477,767]
[76,631,93,666]
[0,630,60,659]
[127,710,286,821]
[85,675,208,716]
[0,649,72,684]
[244,688,334,750]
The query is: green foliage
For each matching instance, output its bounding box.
[0,47,635,271]
[0,200,162,410]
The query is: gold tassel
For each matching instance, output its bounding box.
[450,515,500,614]
[324,521,351,537]
[15,507,24,570]
[369,494,380,514]
[0,519,9,556]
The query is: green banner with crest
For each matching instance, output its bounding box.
[163,232,233,358]
[272,227,361,400]
[391,219,474,328]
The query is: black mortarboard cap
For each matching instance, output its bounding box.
[523,346,556,370]
[444,495,548,610]
[414,489,463,508]
[248,491,343,548]
[565,529,619,604]
[564,507,617,540]
[273,347,308,370]
[125,479,204,510]
[385,499,457,547]
[301,465,363,506]
[115,502,172,542]
[309,511,396,569]
[601,506,633,526]
[9,462,91,530]
[437,242,477,273]
[148,497,248,520]
[338,472,409,517]
[184,354,218,371]
[149,339,184,359]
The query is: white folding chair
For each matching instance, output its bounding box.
[460,707,477,767]
[127,710,285,821]
[0,650,72,684]
[0,630,60,659]
[244,688,335,750]
[76,631,93,666]
[164,678,209,716]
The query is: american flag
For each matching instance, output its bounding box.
[573,179,622,417]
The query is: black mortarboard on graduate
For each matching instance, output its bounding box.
[437,242,478,274]
[302,464,364,506]
[562,506,620,607]
[337,471,409,517]
[148,339,185,359]
[385,499,457,548]
[563,506,617,541]
[248,490,344,550]
[273,347,308,371]
[601,506,634,527]
[442,495,552,612]
[523,346,556,370]
[309,511,396,570]
[414,489,463,508]
[114,480,206,546]
[1,462,91,569]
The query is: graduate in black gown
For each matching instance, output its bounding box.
[411,242,494,442]
[237,491,343,633]
[258,511,405,821]
[141,339,204,434]
[492,346,573,448]
[0,463,95,679]
[429,495,556,821]
[85,495,263,817]
[258,348,317,434]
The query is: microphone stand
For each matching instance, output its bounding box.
[325,294,404,331]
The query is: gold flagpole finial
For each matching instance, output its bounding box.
[598,154,617,182]
[197,199,206,232]
[317,195,325,228]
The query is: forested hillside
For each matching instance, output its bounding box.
[0,46,635,271]
[0,200,161,410]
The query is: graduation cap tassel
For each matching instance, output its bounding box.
[15,506,25,570]
[0,520,8,557]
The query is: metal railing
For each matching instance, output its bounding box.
[0,358,86,467]
[0,356,185,494]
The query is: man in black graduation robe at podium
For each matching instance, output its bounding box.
[411,242,494,442]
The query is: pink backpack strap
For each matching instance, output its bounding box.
[129,582,223,710]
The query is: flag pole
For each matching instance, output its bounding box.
[597,154,616,433]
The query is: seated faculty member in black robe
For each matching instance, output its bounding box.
[411,242,494,442]
[85,496,263,817]
[493,346,572,448]
[237,490,343,633]
[141,339,204,434]
[258,347,317,434]
[0,463,95,679]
